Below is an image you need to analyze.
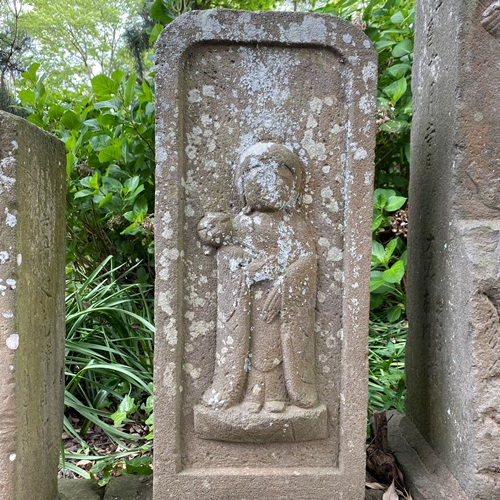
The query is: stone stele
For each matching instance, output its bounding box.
[405,0,500,498]
[155,9,376,499]
[0,111,66,499]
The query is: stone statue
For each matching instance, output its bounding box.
[194,143,327,442]
[482,1,500,38]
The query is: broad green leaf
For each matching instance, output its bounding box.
[384,238,398,264]
[372,212,383,231]
[385,63,412,79]
[21,63,40,84]
[82,118,101,131]
[150,0,174,23]
[98,141,123,163]
[18,89,35,106]
[382,260,405,284]
[370,271,386,292]
[26,113,45,128]
[89,171,100,191]
[98,193,113,208]
[390,11,405,24]
[48,104,65,120]
[94,97,122,110]
[374,40,396,50]
[73,189,94,199]
[110,394,136,426]
[385,196,407,212]
[124,176,140,193]
[380,119,408,133]
[91,74,119,98]
[61,110,81,130]
[111,69,125,84]
[383,77,407,104]
[102,177,123,194]
[89,135,111,151]
[387,305,403,323]
[125,457,153,475]
[372,241,386,264]
[149,23,164,45]
[392,38,413,58]
[124,73,137,108]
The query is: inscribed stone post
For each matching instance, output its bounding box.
[405,0,500,497]
[0,111,66,499]
[154,10,377,499]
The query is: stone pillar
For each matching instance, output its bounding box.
[155,9,377,499]
[0,111,66,499]
[406,0,500,497]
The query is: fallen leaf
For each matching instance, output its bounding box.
[382,480,399,500]
[366,482,387,490]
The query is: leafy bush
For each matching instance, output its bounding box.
[18,64,155,280]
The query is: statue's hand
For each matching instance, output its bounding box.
[262,281,282,323]
[197,212,232,248]
[482,1,500,38]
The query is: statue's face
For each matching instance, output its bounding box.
[242,160,294,212]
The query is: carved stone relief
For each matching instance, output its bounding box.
[194,143,327,443]
[482,1,500,37]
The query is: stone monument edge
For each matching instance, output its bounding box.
[154,8,377,495]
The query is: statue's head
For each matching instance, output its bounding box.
[236,142,305,213]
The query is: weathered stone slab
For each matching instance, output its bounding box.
[406,1,500,498]
[0,111,66,499]
[155,9,376,499]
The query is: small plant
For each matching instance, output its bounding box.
[368,321,407,415]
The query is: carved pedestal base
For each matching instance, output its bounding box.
[194,404,328,443]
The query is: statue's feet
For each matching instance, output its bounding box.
[240,401,262,413]
[265,401,286,413]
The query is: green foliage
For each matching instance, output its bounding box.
[368,321,406,414]
[61,257,154,479]
[21,0,143,89]
[18,64,155,278]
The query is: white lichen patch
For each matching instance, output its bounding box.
[6,279,16,290]
[188,89,202,103]
[183,362,201,380]
[2,311,14,319]
[362,61,377,83]
[4,208,16,227]
[158,290,173,315]
[327,247,343,262]
[358,95,373,115]
[6,334,19,350]
[202,85,215,97]
[188,320,213,339]
[301,130,326,160]
[16,254,21,266]
[309,96,323,114]
[0,251,9,264]
[163,321,177,346]
[9,453,16,462]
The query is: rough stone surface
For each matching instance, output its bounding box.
[406,1,500,498]
[155,9,376,499]
[387,411,468,500]
[58,476,153,500]
[0,111,66,499]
